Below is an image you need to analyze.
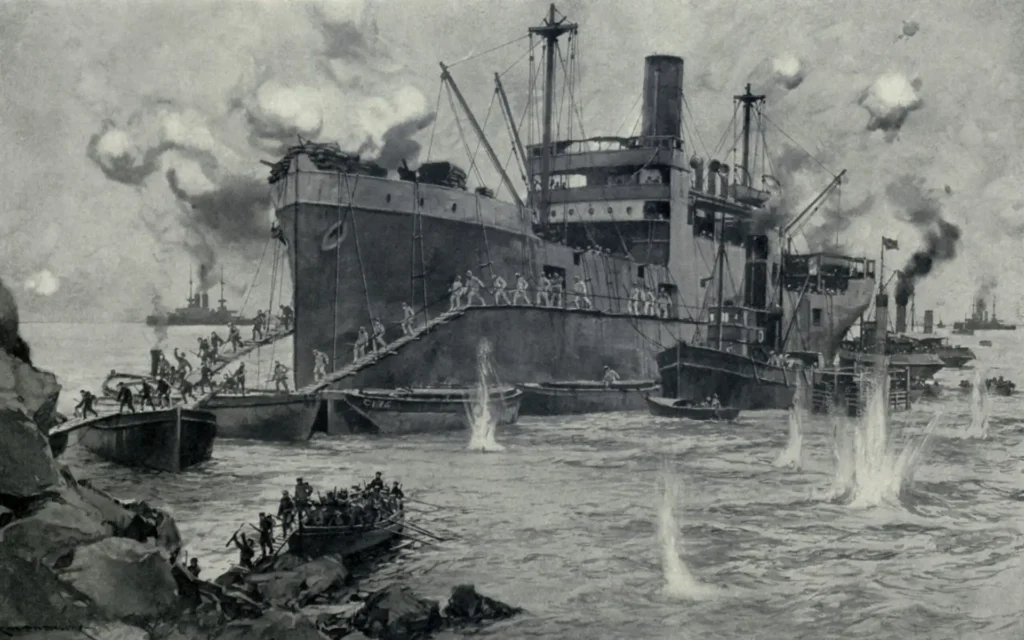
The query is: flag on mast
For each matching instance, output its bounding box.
[882,237,899,250]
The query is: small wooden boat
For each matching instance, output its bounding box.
[979,340,993,347]
[201,389,322,442]
[49,405,216,472]
[284,512,406,559]
[331,386,523,435]
[644,396,740,421]
[517,380,659,415]
[102,371,157,399]
[959,378,1016,396]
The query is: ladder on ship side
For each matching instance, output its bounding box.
[295,308,469,395]
[411,185,431,327]
[182,329,296,407]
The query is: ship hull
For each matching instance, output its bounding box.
[75,408,216,472]
[203,391,320,442]
[517,380,659,415]
[656,344,811,411]
[325,387,521,435]
[145,315,255,327]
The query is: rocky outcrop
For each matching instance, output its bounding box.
[346,584,444,640]
[244,555,351,608]
[442,583,524,624]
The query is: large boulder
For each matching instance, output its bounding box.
[56,536,180,621]
[442,584,523,624]
[212,609,324,640]
[0,547,96,629]
[0,406,62,499]
[245,555,351,608]
[0,346,61,432]
[349,584,443,640]
[0,498,112,566]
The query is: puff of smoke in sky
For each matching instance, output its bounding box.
[771,55,805,90]
[857,72,924,140]
[888,176,962,306]
[23,270,60,297]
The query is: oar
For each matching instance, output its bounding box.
[377,526,436,547]
[224,524,245,547]
[405,497,445,509]
[401,520,448,542]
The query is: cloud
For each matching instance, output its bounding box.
[24,270,61,297]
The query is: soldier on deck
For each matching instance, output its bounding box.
[230,531,256,569]
[187,558,201,578]
[116,383,136,414]
[368,471,385,491]
[209,331,224,359]
[371,318,387,352]
[155,378,172,408]
[491,274,511,305]
[227,323,244,351]
[234,363,247,395]
[512,273,531,306]
[197,364,213,393]
[280,305,294,331]
[272,361,290,393]
[313,350,328,382]
[448,276,464,312]
[257,512,275,557]
[536,273,552,307]
[196,337,210,366]
[179,378,196,403]
[642,287,656,316]
[572,276,593,310]
[400,302,416,336]
[464,270,487,307]
[278,490,295,536]
[157,352,174,379]
[354,326,369,361]
[173,348,192,376]
[601,366,620,387]
[550,274,564,308]
[657,291,672,318]
[627,285,641,315]
[75,390,98,419]
[252,310,265,342]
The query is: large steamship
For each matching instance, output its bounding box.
[269,5,876,412]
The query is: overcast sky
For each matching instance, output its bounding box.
[1,0,1021,322]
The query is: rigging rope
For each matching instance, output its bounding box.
[425,83,444,163]
[762,113,837,178]
[444,83,488,187]
[682,95,711,159]
[447,34,529,69]
[238,237,271,316]
[332,171,344,367]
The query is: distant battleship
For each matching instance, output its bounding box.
[952,296,1017,333]
[145,266,254,327]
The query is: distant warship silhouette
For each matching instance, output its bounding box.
[145,265,254,327]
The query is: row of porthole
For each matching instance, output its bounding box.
[383,193,459,213]
[548,206,634,218]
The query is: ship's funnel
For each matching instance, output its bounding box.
[690,156,704,191]
[874,293,889,354]
[895,303,907,334]
[641,55,684,141]
[923,310,934,334]
[200,293,209,309]
[150,349,162,378]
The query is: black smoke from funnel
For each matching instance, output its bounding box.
[0,275,32,365]
[150,293,169,346]
[974,274,997,307]
[166,169,272,290]
[85,128,173,186]
[888,177,961,307]
[806,195,876,252]
[372,113,437,170]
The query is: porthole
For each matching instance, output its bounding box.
[626,206,633,214]
[588,207,595,215]
[549,210,557,218]
[386,194,392,203]
[419,197,425,207]
[452,203,457,212]
[321,218,348,251]
[568,209,575,216]
[607,206,613,214]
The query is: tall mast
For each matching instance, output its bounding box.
[495,72,530,203]
[440,63,525,208]
[188,265,193,303]
[715,212,727,350]
[529,4,576,212]
[735,83,765,187]
[219,266,226,305]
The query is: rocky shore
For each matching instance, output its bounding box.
[0,290,522,639]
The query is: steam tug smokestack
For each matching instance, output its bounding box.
[923,310,934,334]
[874,294,889,354]
[641,55,684,141]
[201,293,209,309]
[150,349,162,378]
[895,302,907,334]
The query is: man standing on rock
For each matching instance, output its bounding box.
[231,531,256,569]
[116,383,136,414]
[258,512,275,558]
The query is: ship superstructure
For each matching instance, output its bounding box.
[953,295,1017,332]
[145,265,254,327]
[269,4,876,413]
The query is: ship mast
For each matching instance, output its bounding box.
[529,4,576,212]
[715,213,727,350]
[736,84,765,187]
[495,73,530,202]
[219,266,226,307]
[188,265,194,305]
